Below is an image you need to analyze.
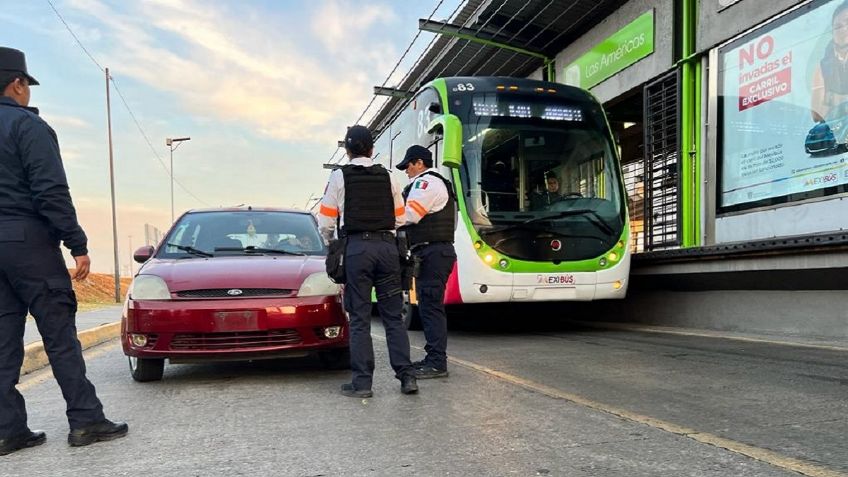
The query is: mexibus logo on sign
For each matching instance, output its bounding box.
[536,274,576,285]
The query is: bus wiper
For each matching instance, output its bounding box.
[167,243,213,257]
[481,209,614,236]
[523,209,615,235]
[214,246,306,256]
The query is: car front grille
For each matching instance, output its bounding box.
[176,288,294,298]
[169,330,302,350]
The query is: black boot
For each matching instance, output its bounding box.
[68,419,128,447]
[401,375,419,394]
[340,383,373,398]
[0,430,45,456]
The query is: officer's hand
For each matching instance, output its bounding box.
[72,255,91,281]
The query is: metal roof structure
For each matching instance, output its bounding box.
[367,0,630,134]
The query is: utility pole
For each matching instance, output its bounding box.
[166,137,191,224]
[128,235,134,277]
[106,67,120,303]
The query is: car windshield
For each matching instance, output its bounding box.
[158,211,325,258]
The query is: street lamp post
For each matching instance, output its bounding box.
[166,137,191,223]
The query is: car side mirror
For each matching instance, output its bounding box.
[133,245,155,264]
[427,113,462,168]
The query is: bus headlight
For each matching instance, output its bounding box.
[474,241,483,250]
[599,258,608,267]
[484,254,494,264]
[498,258,509,269]
[130,275,171,300]
[298,272,341,297]
[609,251,619,262]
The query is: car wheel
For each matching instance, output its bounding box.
[319,348,350,370]
[128,356,164,382]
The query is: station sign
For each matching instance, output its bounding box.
[563,10,655,90]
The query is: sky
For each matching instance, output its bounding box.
[0,0,462,274]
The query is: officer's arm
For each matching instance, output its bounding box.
[317,172,341,241]
[404,177,444,225]
[18,118,88,256]
[391,174,406,229]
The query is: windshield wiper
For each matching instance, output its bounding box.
[167,242,213,257]
[214,246,306,256]
[480,209,615,236]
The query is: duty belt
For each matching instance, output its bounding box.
[410,241,452,251]
[346,230,395,242]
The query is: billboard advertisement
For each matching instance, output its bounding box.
[718,0,848,212]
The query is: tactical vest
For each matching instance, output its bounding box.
[821,43,848,96]
[402,171,457,245]
[341,164,395,234]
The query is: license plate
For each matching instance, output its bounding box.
[536,274,576,286]
[213,310,258,332]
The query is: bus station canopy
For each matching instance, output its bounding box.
[367,0,629,134]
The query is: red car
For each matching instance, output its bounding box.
[122,207,348,382]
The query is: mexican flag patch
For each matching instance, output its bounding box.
[415,180,429,190]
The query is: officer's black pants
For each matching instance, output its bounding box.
[343,235,413,390]
[413,242,456,370]
[0,219,104,438]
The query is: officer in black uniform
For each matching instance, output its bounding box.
[317,125,417,397]
[0,47,127,456]
[397,146,457,378]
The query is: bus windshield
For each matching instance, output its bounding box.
[458,94,626,261]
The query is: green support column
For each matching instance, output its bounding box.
[679,0,701,247]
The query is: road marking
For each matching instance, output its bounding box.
[376,333,846,477]
[18,341,119,392]
[572,321,848,353]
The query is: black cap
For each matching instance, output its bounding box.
[396,145,432,170]
[0,47,39,86]
[344,125,373,156]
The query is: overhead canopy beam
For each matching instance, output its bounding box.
[419,18,550,62]
[373,86,414,99]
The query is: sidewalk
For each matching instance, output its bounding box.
[24,305,123,346]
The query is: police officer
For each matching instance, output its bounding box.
[0,47,127,455]
[396,145,457,379]
[317,125,418,397]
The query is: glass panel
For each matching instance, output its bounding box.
[457,94,626,261]
[159,211,325,257]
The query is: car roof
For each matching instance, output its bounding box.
[184,206,311,215]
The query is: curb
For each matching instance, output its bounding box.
[22,321,121,376]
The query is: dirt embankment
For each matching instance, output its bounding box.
[69,270,131,304]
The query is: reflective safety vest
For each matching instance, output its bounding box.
[341,164,395,233]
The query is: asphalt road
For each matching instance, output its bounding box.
[4,308,846,477]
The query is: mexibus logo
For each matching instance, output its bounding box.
[537,274,575,285]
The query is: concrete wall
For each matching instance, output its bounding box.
[595,289,848,341]
[697,0,807,52]
[554,0,675,102]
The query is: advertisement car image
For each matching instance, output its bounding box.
[805,102,848,156]
[122,208,348,382]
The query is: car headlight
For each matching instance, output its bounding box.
[130,275,171,300]
[298,272,341,297]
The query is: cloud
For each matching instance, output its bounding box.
[41,113,92,130]
[311,0,398,55]
[60,0,400,145]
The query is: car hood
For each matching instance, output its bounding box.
[139,255,326,292]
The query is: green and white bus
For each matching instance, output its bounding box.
[372,76,629,305]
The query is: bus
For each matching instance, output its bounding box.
[370,76,630,311]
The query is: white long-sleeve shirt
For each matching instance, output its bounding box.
[317,157,405,241]
[403,168,449,225]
